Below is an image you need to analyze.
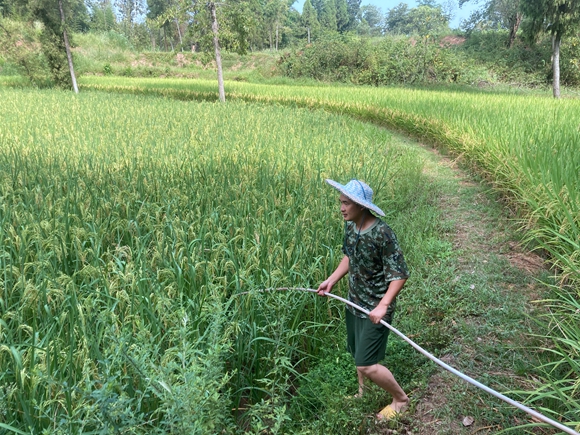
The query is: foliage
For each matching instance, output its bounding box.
[88,0,117,33]
[459,30,551,85]
[520,0,580,96]
[384,2,451,36]
[357,4,384,36]
[460,0,522,36]
[278,34,486,85]
[38,21,72,88]
[521,0,580,41]
[0,17,50,85]
[300,0,320,40]
[17,0,85,89]
[0,0,85,89]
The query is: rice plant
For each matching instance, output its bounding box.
[80,76,580,292]
[0,87,434,433]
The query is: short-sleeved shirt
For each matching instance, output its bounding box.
[342,218,410,318]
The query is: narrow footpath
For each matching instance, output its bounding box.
[382,141,551,435]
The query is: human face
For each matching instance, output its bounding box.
[339,194,365,224]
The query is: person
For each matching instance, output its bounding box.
[317,178,410,420]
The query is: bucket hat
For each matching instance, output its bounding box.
[325,179,385,217]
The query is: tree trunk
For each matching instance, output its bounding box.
[552,34,561,99]
[163,26,168,51]
[275,22,279,51]
[59,0,78,93]
[175,18,183,49]
[307,27,311,44]
[209,1,225,102]
[507,12,522,48]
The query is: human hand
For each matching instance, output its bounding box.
[369,305,388,324]
[317,279,334,296]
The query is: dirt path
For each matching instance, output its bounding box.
[384,146,549,435]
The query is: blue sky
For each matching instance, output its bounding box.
[292,0,481,29]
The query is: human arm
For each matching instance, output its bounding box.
[317,255,349,296]
[368,278,406,324]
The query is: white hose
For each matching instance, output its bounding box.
[245,287,579,435]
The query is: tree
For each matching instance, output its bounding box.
[115,0,144,39]
[319,0,337,30]
[345,0,361,30]
[521,0,580,98]
[22,0,84,91]
[385,2,450,36]
[335,0,348,31]
[311,0,324,19]
[208,1,224,102]
[264,0,287,50]
[0,0,13,16]
[88,0,117,32]
[384,3,409,33]
[460,0,522,47]
[357,4,383,36]
[301,0,319,42]
[58,0,78,92]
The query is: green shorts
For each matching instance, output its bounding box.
[346,306,395,367]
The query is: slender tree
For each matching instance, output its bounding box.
[319,0,337,30]
[521,0,580,98]
[335,0,348,31]
[301,0,319,42]
[88,0,117,32]
[208,1,224,101]
[59,0,77,92]
[264,0,287,50]
[23,0,84,90]
[115,0,144,39]
[345,0,361,30]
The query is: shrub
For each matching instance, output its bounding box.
[279,34,488,86]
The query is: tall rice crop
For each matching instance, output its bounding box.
[0,87,432,433]
[81,76,580,291]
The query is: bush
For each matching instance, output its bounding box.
[279,34,488,86]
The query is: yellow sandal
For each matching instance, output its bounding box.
[377,404,408,421]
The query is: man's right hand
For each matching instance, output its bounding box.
[317,279,334,296]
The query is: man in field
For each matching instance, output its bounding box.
[317,179,410,420]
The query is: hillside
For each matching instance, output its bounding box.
[2,27,579,91]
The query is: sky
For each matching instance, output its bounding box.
[292,0,481,30]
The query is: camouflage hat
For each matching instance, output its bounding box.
[325,179,385,217]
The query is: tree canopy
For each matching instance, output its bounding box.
[385,2,450,36]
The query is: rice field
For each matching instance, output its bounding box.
[2,77,579,433]
[0,87,442,433]
[81,76,580,290]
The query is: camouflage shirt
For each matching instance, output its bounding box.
[342,219,410,319]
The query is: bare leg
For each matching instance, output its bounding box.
[356,368,364,398]
[358,363,409,416]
